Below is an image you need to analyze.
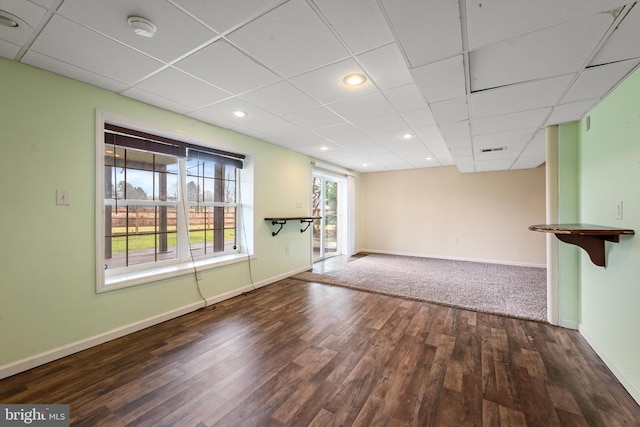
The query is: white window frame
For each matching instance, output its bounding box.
[95,110,254,293]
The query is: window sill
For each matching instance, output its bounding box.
[99,253,253,293]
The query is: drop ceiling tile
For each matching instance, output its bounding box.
[363,151,407,168]
[130,67,231,109]
[226,0,348,78]
[191,97,275,125]
[520,132,546,157]
[333,136,379,149]
[358,162,386,173]
[447,140,473,156]
[401,108,437,128]
[315,123,370,142]
[26,0,56,6]
[473,108,550,135]
[0,0,47,45]
[411,55,466,103]
[358,144,394,155]
[170,0,282,33]
[175,39,280,94]
[357,43,414,90]
[187,110,248,132]
[29,14,164,85]
[22,51,129,91]
[355,114,407,135]
[563,59,640,103]
[430,97,469,124]
[380,0,462,67]
[406,156,441,169]
[241,116,301,137]
[273,130,331,148]
[545,99,597,125]
[438,156,455,166]
[57,0,216,63]
[297,144,346,158]
[439,121,470,139]
[241,81,318,116]
[380,139,425,151]
[470,75,573,119]
[0,40,20,59]
[473,128,536,147]
[324,155,375,171]
[384,84,427,112]
[449,147,474,160]
[362,147,400,165]
[311,0,394,54]
[428,145,454,162]
[376,158,412,170]
[372,131,416,145]
[289,58,377,104]
[450,147,473,158]
[469,13,614,91]
[413,125,442,140]
[465,0,628,50]
[453,156,475,173]
[590,3,640,66]
[283,106,345,129]
[328,92,395,122]
[423,136,448,148]
[123,87,193,114]
[512,156,545,170]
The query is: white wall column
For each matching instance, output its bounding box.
[545,126,560,325]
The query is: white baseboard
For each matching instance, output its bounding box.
[203,265,311,305]
[579,324,640,406]
[0,301,202,380]
[0,266,311,381]
[359,248,547,268]
[559,319,579,330]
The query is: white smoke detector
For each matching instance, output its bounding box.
[127,16,157,38]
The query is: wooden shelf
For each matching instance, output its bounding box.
[529,223,634,267]
[265,216,321,236]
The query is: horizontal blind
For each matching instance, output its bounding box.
[105,123,244,168]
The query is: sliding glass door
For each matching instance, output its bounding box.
[312,174,341,261]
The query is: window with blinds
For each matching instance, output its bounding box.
[98,121,247,290]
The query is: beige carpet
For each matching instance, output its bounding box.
[292,254,547,322]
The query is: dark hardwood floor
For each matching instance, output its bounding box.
[1,271,638,426]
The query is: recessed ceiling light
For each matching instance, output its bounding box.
[425,157,433,160]
[402,133,414,139]
[343,73,367,86]
[320,146,329,151]
[362,163,368,167]
[232,110,248,118]
[0,10,20,28]
[127,16,157,38]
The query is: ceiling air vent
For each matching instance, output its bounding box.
[480,147,506,153]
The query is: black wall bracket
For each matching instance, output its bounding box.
[265,217,321,237]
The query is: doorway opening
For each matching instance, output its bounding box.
[312,173,347,261]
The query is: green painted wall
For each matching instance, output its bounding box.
[0,59,315,368]
[576,67,640,402]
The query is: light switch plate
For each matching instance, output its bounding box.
[616,201,623,220]
[56,189,70,205]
